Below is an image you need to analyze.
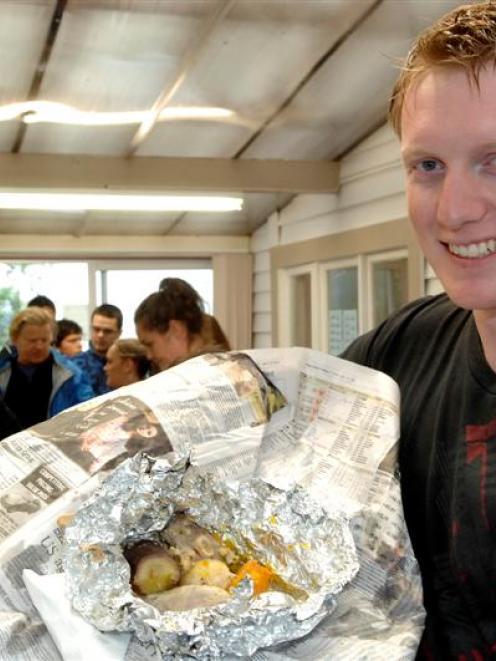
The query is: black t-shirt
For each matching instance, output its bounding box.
[341,294,496,659]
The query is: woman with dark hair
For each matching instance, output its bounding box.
[159,277,230,352]
[158,277,203,306]
[201,314,231,351]
[135,278,230,370]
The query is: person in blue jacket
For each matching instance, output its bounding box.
[0,307,94,430]
[72,303,122,396]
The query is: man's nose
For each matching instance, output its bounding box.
[436,169,487,230]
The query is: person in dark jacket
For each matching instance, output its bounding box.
[0,394,20,441]
[0,307,94,429]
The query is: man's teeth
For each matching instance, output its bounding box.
[449,239,496,258]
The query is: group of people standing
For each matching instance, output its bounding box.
[0,278,230,440]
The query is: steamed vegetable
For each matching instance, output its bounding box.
[229,560,273,595]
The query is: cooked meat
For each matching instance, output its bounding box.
[162,513,236,571]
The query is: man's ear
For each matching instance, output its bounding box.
[168,319,188,339]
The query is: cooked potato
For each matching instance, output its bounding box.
[124,541,180,595]
[180,558,233,589]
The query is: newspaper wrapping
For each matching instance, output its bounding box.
[0,348,424,660]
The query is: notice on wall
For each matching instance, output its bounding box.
[329,308,359,355]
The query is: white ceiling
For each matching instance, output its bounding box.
[0,0,463,238]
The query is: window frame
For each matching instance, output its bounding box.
[272,218,424,349]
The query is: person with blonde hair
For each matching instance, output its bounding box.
[0,307,94,429]
[341,3,496,657]
[104,338,150,389]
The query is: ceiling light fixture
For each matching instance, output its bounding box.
[0,101,235,126]
[0,192,243,212]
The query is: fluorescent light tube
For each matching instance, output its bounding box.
[0,192,243,212]
[0,101,235,126]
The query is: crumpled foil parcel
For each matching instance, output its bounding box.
[63,452,359,659]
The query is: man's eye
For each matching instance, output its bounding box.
[483,154,496,169]
[417,159,439,172]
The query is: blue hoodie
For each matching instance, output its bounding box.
[0,345,95,419]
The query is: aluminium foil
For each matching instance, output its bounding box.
[63,452,359,659]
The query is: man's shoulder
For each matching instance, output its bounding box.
[379,293,465,332]
[0,345,16,366]
[71,349,89,362]
[341,294,470,369]
[71,348,102,367]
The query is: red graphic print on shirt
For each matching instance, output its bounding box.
[465,418,496,530]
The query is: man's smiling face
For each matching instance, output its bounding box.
[402,65,496,312]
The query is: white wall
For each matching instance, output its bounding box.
[251,225,274,349]
[250,123,440,348]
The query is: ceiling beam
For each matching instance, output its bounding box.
[234,0,385,158]
[0,154,339,194]
[11,0,68,153]
[0,234,250,258]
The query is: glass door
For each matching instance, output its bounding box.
[319,258,361,356]
[366,250,408,327]
[277,263,319,348]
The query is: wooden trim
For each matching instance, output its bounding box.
[0,154,339,194]
[213,253,253,350]
[0,234,250,259]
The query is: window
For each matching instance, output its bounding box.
[0,260,213,345]
[93,261,213,337]
[276,247,413,355]
[0,262,89,346]
[272,219,422,356]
